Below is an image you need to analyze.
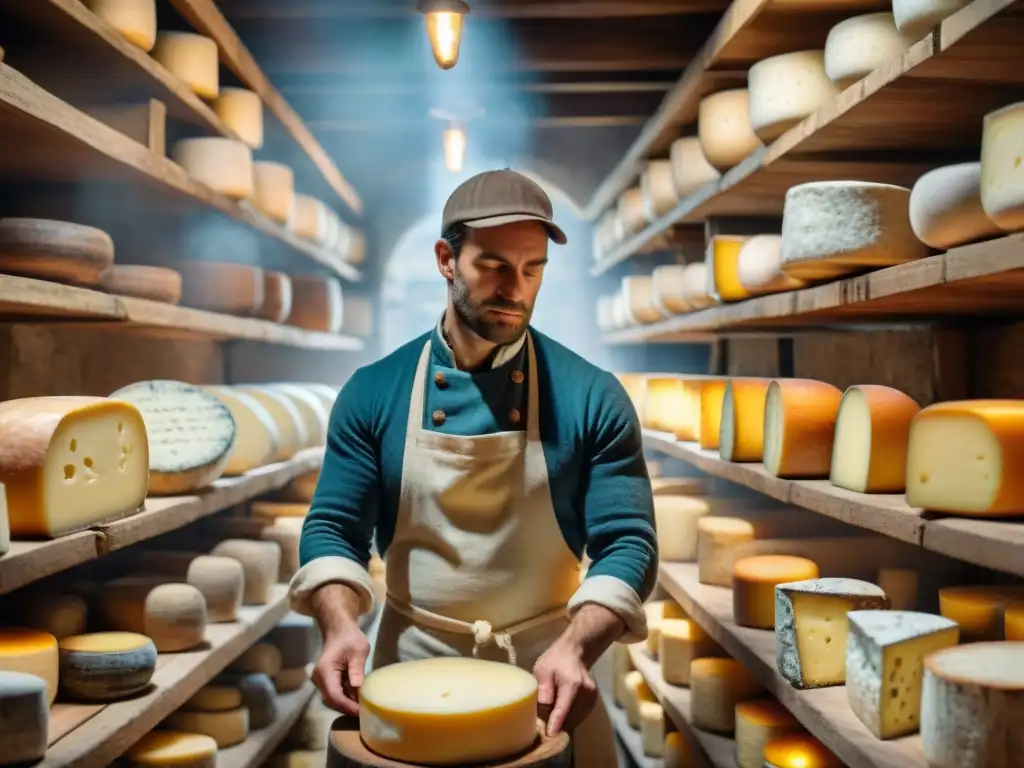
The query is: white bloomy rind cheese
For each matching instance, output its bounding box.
[84,0,157,51]
[698,89,763,171]
[780,182,929,281]
[690,658,763,733]
[359,658,539,765]
[0,396,149,538]
[111,380,235,495]
[58,631,158,702]
[747,50,839,143]
[911,162,1002,250]
[981,102,1024,232]
[151,32,219,99]
[823,13,912,89]
[830,385,921,493]
[892,0,970,40]
[735,699,800,768]
[100,579,207,652]
[670,136,721,196]
[737,234,806,295]
[775,577,889,689]
[211,539,281,605]
[213,87,263,150]
[0,628,59,706]
[202,387,279,477]
[172,138,254,200]
[763,378,843,478]
[920,642,1024,768]
[125,731,218,768]
[846,610,959,740]
[0,671,49,765]
[906,399,1024,515]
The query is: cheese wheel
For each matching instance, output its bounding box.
[211,539,281,605]
[697,516,755,586]
[780,182,929,281]
[776,578,890,689]
[921,642,1024,768]
[358,658,538,764]
[611,643,633,708]
[736,235,805,295]
[846,610,959,739]
[690,658,763,733]
[830,385,921,493]
[99,265,183,304]
[906,400,1024,515]
[733,555,820,629]
[19,592,88,640]
[642,376,703,439]
[980,102,1024,232]
[763,378,843,478]
[125,731,218,768]
[172,138,253,200]
[291,195,328,242]
[253,162,295,225]
[260,384,328,446]
[178,261,264,315]
[0,672,48,765]
[230,642,283,676]
[264,613,320,669]
[735,699,801,768]
[623,669,656,728]
[877,567,919,611]
[164,707,250,748]
[298,383,338,412]
[664,731,694,768]
[910,162,1001,250]
[0,396,149,538]
[203,387,280,476]
[274,666,309,693]
[670,136,721,196]
[186,683,243,712]
[622,275,663,324]
[0,629,58,706]
[183,555,245,623]
[650,263,713,315]
[0,218,112,287]
[763,733,843,768]
[260,270,293,324]
[58,631,157,702]
[617,187,649,235]
[748,51,839,142]
[824,14,912,89]
[233,672,278,729]
[654,495,712,561]
[84,0,157,51]
[639,700,665,757]
[152,32,219,98]
[213,87,263,150]
[100,579,207,652]
[699,379,728,450]
[719,378,772,462]
[659,618,721,686]
[110,380,235,495]
[641,160,679,219]
[288,276,344,333]
[206,517,301,580]
[644,600,688,657]
[706,235,750,302]
[230,386,307,460]
[698,89,762,170]
[938,585,1024,641]
[892,0,970,39]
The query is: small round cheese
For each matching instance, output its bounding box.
[737,235,806,295]
[763,732,843,768]
[100,578,207,652]
[213,87,263,150]
[0,671,49,765]
[641,160,679,219]
[690,658,764,733]
[151,32,219,99]
[735,699,801,768]
[84,0,157,51]
[274,666,309,693]
[939,585,1024,641]
[172,138,254,200]
[698,89,762,170]
[187,555,244,623]
[264,613,320,669]
[58,631,157,702]
[126,730,218,768]
[621,275,663,324]
[164,707,250,749]
[763,378,843,478]
[670,136,721,196]
[980,103,1024,232]
[910,162,1001,249]
[748,50,839,142]
[824,13,912,89]
[892,0,970,40]
[0,628,59,706]
[186,683,243,712]
[733,555,820,629]
[653,495,712,561]
[211,539,281,605]
[253,162,295,225]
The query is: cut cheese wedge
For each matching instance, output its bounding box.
[719,378,772,462]
[735,700,801,768]
[178,262,264,316]
[733,555,820,629]
[0,671,49,765]
[939,585,1024,641]
[0,629,59,706]
[125,731,218,768]
[203,387,280,476]
[264,612,320,669]
[690,658,763,733]
[58,631,157,702]
[763,733,843,768]
[763,378,843,478]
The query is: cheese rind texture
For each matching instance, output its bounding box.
[101,579,207,652]
[58,631,157,702]
[233,672,278,729]
[707,235,750,302]
[152,32,219,98]
[228,386,306,460]
[172,137,254,200]
[84,0,157,51]
[733,555,820,629]
[0,628,59,706]
[981,102,1024,232]
[186,683,243,712]
[164,707,250,749]
[939,585,1024,641]
[763,378,842,478]
[0,671,48,765]
[617,187,649,235]
[906,399,1024,515]
[719,378,771,462]
[358,658,539,765]
[824,13,912,89]
[659,618,721,685]
[737,234,806,295]
[670,136,721,196]
[19,592,88,640]
[763,733,844,768]
[125,731,218,768]
[0,396,149,538]
[698,89,763,170]
[910,162,1001,249]
[700,379,728,450]
[747,50,839,142]
[735,699,800,768]
[920,642,1024,768]
[264,612,320,669]
[776,578,889,689]
[690,658,763,733]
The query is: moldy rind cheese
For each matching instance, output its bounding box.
[762,379,843,478]
[733,555,820,629]
[719,378,772,462]
[910,162,1001,250]
[830,385,921,493]
[735,699,800,768]
[747,50,838,143]
[58,631,157,702]
[906,399,1024,515]
[0,396,149,538]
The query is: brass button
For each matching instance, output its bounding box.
[509,408,521,424]
[434,371,448,388]
[510,370,525,384]
[432,409,446,426]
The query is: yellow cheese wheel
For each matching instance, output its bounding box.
[764,732,843,768]
[735,699,801,768]
[763,379,843,478]
[719,379,772,462]
[152,32,219,99]
[664,731,694,767]
[644,600,688,657]
[0,629,59,706]
[659,618,722,686]
[172,138,254,200]
[690,658,764,733]
[939,585,1024,641]
[623,669,656,729]
[1006,602,1024,641]
[642,377,703,440]
[733,555,821,629]
[708,235,751,302]
[84,0,157,51]
[699,379,728,450]
[212,87,263,150]
[126,730,218,768]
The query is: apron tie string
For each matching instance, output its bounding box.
[471,620,517,666]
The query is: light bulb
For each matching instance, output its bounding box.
[443,126,466,173]
[417,0,470,70]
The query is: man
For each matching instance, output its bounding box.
[290,169,657,766]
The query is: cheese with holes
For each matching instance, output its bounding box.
[0,397,149,538]
[698,516,756,586]
[700,379,728,450]
[846,610,959,739]
[981,102,1024,232]
[110,380,235,495]
[651,263,714,315]
[763,379,843,478]
[659,618,721,685]
[878,568,919,611]
[213,88,263,150]
[262,384,329,446]
[203,387,280,476]
[622,276,663,324]
[253,162,295,225]
[19,592,88,640]
[763,733,843,768]
[265,613,319,669]
[910,162,1001,249]
[186,683,243,712]
[776,578,890,689]
[639,701,666,757]
[274,666,308,693]
[690,658,763,733]
[228,386,306,460]
[1006,602,1024,640]
[100,579,207,651]
[165,707,250,748]
[58,631,157,702]
[125,731,218,768]
[735,699,801,768]
[642,160,679,219]
[0,671,48,765]
[781,182,928,280]
[906,400,1024,515]
[664,732,694,768]
[719,378,771,462]
[706,235,750,302]
[612,643,633,708]
[642,376,703,439]
[230,642,283,676]
[748,51,838,142]
[921,642,1024,768]
[830,385,920,493]
[232,672,278,729]
[670,136,721,196]
[261,271,293,324]
[737,235,806,295]
[824,14,912,89]
[172,138,253,200]
[734,555,820,629]
[654,495,712,561]
[85,0,156,51]
[0,629,58,706]
[152,32,219,98]
[624,670,656,729]
[698,89,762,170]
[359,658,538,764]
[288,277,344,334]
[178,261,264,315]
[939,585,1024,641]
[211,539,280,605]
[893,0,971,39]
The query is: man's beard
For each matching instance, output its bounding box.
[451,269,532,346]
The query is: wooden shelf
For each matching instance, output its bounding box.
[0,63,361,282]
[216,682,317,768]
[590,0,1022,274]
[627,644,738,768]
[602,690,663,768]
[642,429,1024,582]
[659,562,925,768]
[0,447,323,596]
[43,585,293,768]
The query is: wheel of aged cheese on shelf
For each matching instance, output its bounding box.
[203,387,280,475]
[172,138,254,200]
[654,496,713,562]
[289,276,345,333]
[206,516,301,581]
[184,555,245,623]
[735,699,801,768]
[617,187,649,235]
[690,658,764,733]
[905,400,1024,516]
[0,629,58,706]
[734,554,820,629]
[698,89,763,170]
[762,732,843,768]
[909,162,1002,249]
[265,613,320,669]
[747,51,839,142]
[291,195,330,242]
[670,136,721,196]
[699,379,728,450]
[706,234,751,302]
[763,378,843,478]
[830,384,920,493]
[58,631,158,702]
[823,13,912,89]
[259,270,293,324]
[164,707,250,749]
[892,0,970,39]
[0,218,114,287]
[1007,602,1024,640]
[229,385,308,458]
[650,263,707,315]
[213,87,263,150]
[177,261,265,315]
[124,731,218,768]
[921,642,1024,768]
[644,599,688,657]
[624,669,656,728]
[99,578,207,652]
[981,102,1024,232]
[151,31,219,99]
[254,162,296,225]
[620,275,663,324]
[211,539,282,605]
[84,0,157,51]
[780,181,929,280]
[0,396,149,538]
[261,384,329,446]
[938,584,1024,641]
[736,235,806,295]
[610,642,633,708]
[99,265,183,304]
[719,378,772,462]
[659,618,722,685]
[0,671,49,765]
[274,666,309,693]
[641,376,702,438]
[697,516,756,585]
[230,642,283,676]
[664,732,694,767]
[186,682,243,713]
[641,160,679,220]
[288,701,332,750]
[639,700,666,757]
[17,592,88,640]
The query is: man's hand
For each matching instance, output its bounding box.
[310,583,369,715]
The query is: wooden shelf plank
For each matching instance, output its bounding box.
[0,63,360,282]
[42,585,292,768]
[0,448,323,595]
[659,562,927,768]
[216,682,317,768]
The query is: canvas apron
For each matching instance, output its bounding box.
[368,334,616,768]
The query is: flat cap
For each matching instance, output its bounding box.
[441,169,567,245]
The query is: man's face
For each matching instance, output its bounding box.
[436,221,549,345]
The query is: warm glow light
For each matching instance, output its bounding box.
[425,12,463,69]
[443,126,466,173]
